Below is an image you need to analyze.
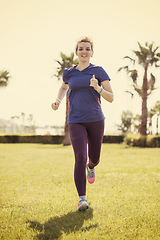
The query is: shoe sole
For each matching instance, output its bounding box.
[78,202,89,211]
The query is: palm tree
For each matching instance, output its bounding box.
[54,52,79,146]
[15,116,19,133]
[0,70,10,87]
[153,101,160,135]
[118,42,160,135]
[117,110,133,134]
[21,112,25,132]
[28,114,34,133]
[11,116,19,133]
[11,116,15,133]
[133,114,141,133]
[148,108,155,135]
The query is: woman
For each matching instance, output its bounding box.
[52,37,114,211]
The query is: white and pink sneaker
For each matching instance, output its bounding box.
[86,163,95,184]
[78,196,89,211]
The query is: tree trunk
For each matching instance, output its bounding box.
[63,91,71,146]
[139,66,148,136]
[149,116,153,135]
[156,115,159,135]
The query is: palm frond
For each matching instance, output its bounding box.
[128,69,138,83]
[124,56,135,64]
[55,60,62,66]
[148,73,156,91]
[138,42,148,55]
[60,52,68,61]
[70,52,74,60]
[134,50,142,60]
[54,52,78,80]
[133,85,142,97]
[124,90,134,98]
[153,46,159,53]
[0,70,10,87]
[118,65,129,72]
[148,43,153,51]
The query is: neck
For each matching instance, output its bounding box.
[76,62,90,71]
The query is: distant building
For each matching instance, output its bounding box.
[0,119,12,133]
[0,118,64,135]
[0,118,35,134]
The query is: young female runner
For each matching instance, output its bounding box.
[52,37,114,211]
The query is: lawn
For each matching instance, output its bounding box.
[0,143,160,240]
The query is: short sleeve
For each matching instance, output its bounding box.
[63,68,69,84]
[98,67,111,83]
[63,68,71,84]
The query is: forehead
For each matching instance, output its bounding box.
[77,42,92,49]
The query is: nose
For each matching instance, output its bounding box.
[82,49,87,54]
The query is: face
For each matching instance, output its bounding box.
[76,42,93,63]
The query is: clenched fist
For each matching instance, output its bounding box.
[51,101,60,111]
[90,75,99,91]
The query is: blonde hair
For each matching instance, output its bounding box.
[75,37,94,53]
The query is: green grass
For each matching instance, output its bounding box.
[0,144,160,240]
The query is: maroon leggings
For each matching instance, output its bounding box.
[69,120,104,196]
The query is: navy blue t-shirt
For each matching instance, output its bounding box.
[63,63,110,123]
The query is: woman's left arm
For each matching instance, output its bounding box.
[90,75,114,103]
[100,80,114,103]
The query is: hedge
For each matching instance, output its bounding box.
[125,134,160,148]
[103,135,124,143]
[0,135,64,144]
[1,134,159,147]
[0,135,124,144]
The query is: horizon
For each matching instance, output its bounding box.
[0,0,160,134]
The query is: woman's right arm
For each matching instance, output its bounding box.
[51,81,69,110]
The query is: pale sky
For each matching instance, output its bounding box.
[0,0,160,133]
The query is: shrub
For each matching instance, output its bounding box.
[0,135,8,143]
[103,135,124,143]
[125,133,160,148]
[147,135,160,148]
[0,135,64,144]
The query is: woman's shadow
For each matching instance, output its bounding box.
[27,208,97,239]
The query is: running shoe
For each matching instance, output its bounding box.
[86,163,95,184]
[78,197,89,211]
